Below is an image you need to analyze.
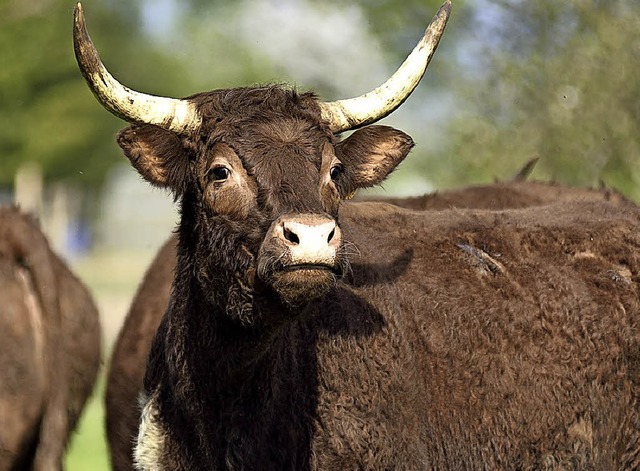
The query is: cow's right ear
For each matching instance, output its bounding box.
[117,125,190,192]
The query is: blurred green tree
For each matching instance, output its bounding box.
[0,0,189,189]
[429,0,640,200]
[5,0,635,201]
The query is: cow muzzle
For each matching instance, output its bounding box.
[258,214,344,305]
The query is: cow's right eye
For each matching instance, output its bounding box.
[209,166,230,181]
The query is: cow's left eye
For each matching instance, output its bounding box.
[329,165,343,180]
[209,166,230,181]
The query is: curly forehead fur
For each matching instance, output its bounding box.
[191,85,331,138]
[193,86,333,171]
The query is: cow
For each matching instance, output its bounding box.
[368,157,631,211]
[105,175,634,471]
[0,206,101,471]
[74,1,640,469]
[376,179,631,211]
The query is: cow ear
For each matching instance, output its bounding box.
[334,125,414,197]
[117,125,191,192]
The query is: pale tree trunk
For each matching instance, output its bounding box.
[14,164,85,259]
[14,162,44,221]
[46,184,71,256]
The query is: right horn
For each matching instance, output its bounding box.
[319,0,451,134]
[73,3,202,134]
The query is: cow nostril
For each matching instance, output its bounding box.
[283,227,300,245]
[327,228,335,243]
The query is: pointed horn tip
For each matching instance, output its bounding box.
[421,0,452,42]
[73,2,90,57]
[436,0,453,21]
[73,3,86,34]
[74,3,83,20]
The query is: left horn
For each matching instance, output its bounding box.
[319,0,451,133]
[73,3,201,134]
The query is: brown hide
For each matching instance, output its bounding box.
[373,180,631,210]
[105,180,632,471]
[303,200,640,469]
[0,206,101,471]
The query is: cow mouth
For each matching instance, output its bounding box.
[258,259,346,306]
[281,263,339,274]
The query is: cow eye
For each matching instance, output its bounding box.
[209,166,230,181]
[329,165,343,180]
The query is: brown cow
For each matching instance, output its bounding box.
[105,177,634,471]
[376,179,631,211]
[75,1,640,469]
[0,206,101,470]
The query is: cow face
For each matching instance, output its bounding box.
[116,88,414,309]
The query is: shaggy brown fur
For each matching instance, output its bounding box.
[98,84,640,470]
[0,206,101,471]
[106,178,634,471]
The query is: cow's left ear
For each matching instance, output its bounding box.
[334,125,414,197]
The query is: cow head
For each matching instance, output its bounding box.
[73,2,450,314]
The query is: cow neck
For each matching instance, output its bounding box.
[159,245,319,469]
[171,196,310,367]
[174,256,309,363]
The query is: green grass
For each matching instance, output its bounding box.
[65,377,111,471]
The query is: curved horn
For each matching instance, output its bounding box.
[73,3,201,133]
[319,0,451,133]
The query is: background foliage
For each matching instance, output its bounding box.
[0,0,218,189]
[432,0,640,200]
[1,0,638,197]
